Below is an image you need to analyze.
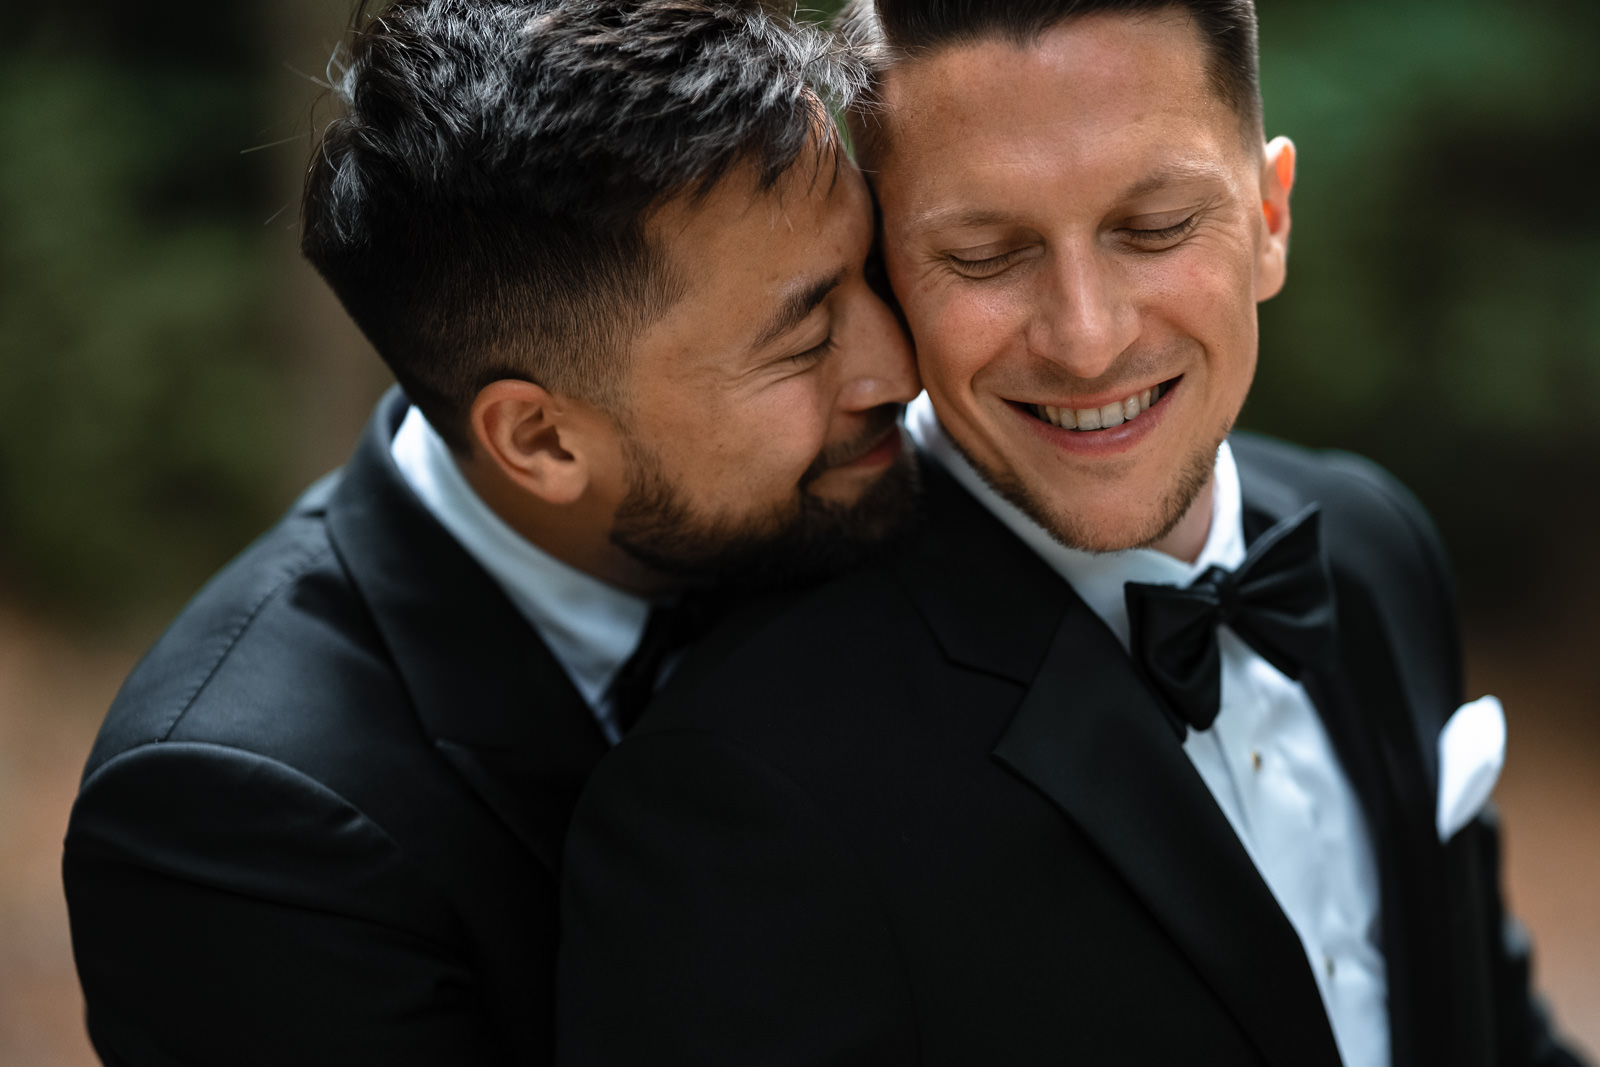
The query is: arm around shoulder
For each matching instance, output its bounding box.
[64,741,511,1066]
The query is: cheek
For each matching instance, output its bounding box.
[750,380,831,460]
[886,247,977,355]
[1151,255,1261,404]
[904,284,1016,388]
[1143,247,1257,338]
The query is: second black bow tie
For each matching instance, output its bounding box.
[1124,504,1336,736]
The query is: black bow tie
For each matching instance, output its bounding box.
[1124,504,1336,736]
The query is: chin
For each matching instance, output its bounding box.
[979,456,1213,556]
[1039,504,1178,555]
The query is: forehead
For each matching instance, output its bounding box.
[652,148,865,280]
[873,11,1244,216]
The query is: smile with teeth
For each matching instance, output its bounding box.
[1029,380,1173,431]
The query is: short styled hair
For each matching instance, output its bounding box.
[838,0,1261,153]
[302,0,865,451]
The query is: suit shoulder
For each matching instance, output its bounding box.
[1232,432,1423,516]
[1232,431,1450,572]
[1235,432,1464,704]
[86,497,403,780]
[71,491,519,915]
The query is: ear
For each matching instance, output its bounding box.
[1255,135,1296,302]
[469,379,595,506]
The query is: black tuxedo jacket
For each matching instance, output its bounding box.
[558,434,1580,1067]
[64,389,611,1065]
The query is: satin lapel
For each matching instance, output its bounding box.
[900,458,1340,1067]
[325,389,610,874]
[993,603,1343,1067]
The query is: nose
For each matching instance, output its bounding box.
[1027,244,1139,380]
[835,285,920,412]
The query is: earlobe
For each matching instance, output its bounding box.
[1256,135,1296,301]
[470,379,590,505]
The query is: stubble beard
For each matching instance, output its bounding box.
[609,407,920,590]
[950,420,1229,555]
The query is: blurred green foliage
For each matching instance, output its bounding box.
[0,9,292,625]
[1250,0,1600,604]
[1,0,1595,625]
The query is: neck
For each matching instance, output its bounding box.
[1147,477,1215,564]
[458,457,682,599]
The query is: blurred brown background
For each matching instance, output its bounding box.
[1,0,1595,1062]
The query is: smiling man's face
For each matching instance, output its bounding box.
[595,150,920,585]
[873,9,1293,559]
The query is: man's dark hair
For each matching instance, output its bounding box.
[301,0,865,452]
[837,0,1260,151]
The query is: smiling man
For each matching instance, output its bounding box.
[557,2,1582,1065]
[874,9,1285,565]
[61,2,916,1064]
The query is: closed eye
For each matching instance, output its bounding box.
[788,335,835,366]
[1120,214,1199,248]
[947,248,1028,280]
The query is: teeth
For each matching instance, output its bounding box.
[1033,383,1166,432]
[1044,405,1075,429]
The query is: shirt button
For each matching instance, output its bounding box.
[1324,955,1336,978]
[1250,750,1263,772]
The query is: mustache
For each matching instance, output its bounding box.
[800,404,906,488]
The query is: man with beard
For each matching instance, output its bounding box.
[61,2,915,1064]
[556,1,1583,1065]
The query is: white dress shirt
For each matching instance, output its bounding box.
[909,395,1390,1067]
[390,405,648,745]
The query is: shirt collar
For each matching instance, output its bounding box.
[389,405,651,714]
[906,393,1245,652]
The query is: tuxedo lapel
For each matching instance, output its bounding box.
[995,601,1343,1067]
[326,390,610,874]
[899,460,1342,1067]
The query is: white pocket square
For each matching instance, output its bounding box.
[1435,695,1506,843]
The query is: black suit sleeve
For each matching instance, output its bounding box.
[1466,809,1590,1067]
[557,728,919,1066]
[64,743,512,1066]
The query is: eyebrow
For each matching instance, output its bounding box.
[749,271,843,352]
[1113,160,1231,203]
[908,207,1016,233]
[911,161,1233,233]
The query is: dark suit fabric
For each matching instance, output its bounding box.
[558,434,1580,1067]
[64,389,610,1066]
